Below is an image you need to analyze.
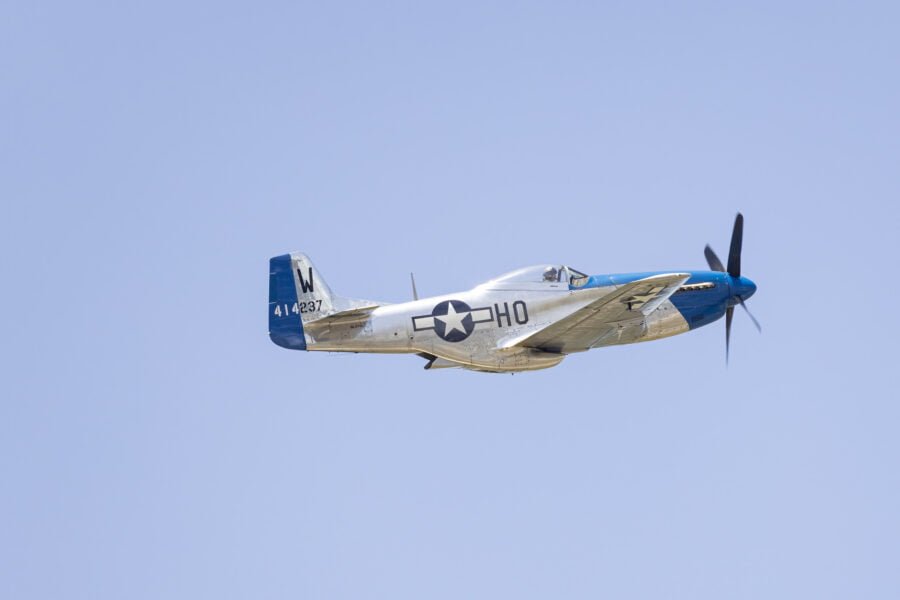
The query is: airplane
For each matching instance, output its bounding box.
[268,213,759,372]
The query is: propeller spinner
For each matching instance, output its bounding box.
[704,213,760,364]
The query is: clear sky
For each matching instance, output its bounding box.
[2,2,899,598]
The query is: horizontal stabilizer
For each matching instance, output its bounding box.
[302,304,379,334]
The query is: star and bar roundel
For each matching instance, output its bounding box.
[412,300,494,343]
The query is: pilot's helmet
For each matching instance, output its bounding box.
[543,266,558,282]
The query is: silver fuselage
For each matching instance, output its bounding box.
[304,276,698,372]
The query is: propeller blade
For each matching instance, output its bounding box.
[727,213,743,277]
[738,298,762,332]
[704,245,725,272]
[725,305,734,365]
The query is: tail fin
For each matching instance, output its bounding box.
[268,252,380,350]
[288,252,339,317]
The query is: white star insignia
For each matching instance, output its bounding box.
[627,287,664,306]
[437,303,468,336]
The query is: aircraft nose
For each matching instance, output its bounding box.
[736,276,757,300]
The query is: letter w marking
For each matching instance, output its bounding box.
[297,267,314,293]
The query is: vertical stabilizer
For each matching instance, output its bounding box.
[290,253,336,319]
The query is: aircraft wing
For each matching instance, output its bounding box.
[504,273,690,353]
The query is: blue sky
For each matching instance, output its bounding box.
[2,2,899,598]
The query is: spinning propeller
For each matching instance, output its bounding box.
[704,213,760,364]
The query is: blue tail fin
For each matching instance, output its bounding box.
[268,254,307,350]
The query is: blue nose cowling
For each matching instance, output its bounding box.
[733,276,757,300]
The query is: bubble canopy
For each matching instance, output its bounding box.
[482,264,589,288]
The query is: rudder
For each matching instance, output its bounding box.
[268,254,307,350]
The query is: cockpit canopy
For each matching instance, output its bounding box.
[484,265,590,288]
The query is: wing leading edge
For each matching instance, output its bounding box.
[504,273,690,353]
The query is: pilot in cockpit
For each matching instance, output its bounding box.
[543,266,559,282]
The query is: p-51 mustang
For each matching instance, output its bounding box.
[269,214,759,372]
